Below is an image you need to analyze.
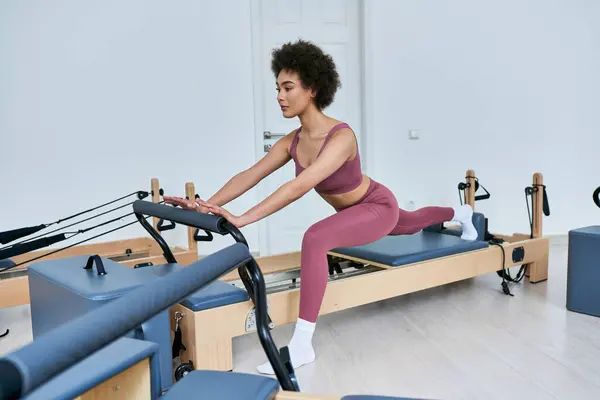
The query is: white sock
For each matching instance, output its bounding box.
[452,204,478,241]
[256,318,316,375]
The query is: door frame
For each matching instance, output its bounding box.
[249,0,375,256]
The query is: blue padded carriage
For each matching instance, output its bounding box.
[160,370,281,400]
[331,212,488,267]
[179,213,490,312]
[331,231,488,267]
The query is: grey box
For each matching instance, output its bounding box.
[567,226,600,317]
[29,255,181,391]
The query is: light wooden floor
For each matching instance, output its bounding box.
[2,240,600,399]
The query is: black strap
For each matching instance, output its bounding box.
[83,255,107,276]
[0,225,47,245]
[0,234,67,260]
[172,326,186,359]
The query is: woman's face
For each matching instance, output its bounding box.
[276,69,315,118]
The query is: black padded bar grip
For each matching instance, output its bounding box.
[0,242,252,398]
[0,225,46,245]
[133,200,229,235]
[0,234,67,260]
[594,187,600,209]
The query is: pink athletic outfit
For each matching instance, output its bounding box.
[290,122,454,322]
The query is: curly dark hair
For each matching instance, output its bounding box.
[270,39,341,110]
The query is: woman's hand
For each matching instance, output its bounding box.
[196,200,249,228]
[163,196,209,213]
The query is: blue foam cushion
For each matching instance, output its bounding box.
[332,231,488,267]
[23,338,161,400]
[179,279,249,311]
[160,370,280,400]
[0,258,15,270]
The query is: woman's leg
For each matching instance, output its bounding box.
[389,204,477,240]
[257,186,399,374]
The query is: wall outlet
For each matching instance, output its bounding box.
[408,129,420,140]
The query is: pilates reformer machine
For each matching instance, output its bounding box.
[0,178,201,338]
[0,202,424,400]
[160,169,551,373]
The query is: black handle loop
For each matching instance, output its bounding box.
[474,180,491,201]
[83,255,107,276]
[594,187,600,209]
[458,177,490,202]
[193,228,214,242]
[157,218,176,232]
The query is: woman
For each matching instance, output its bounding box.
[164,39,477,374]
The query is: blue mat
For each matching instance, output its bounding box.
[331,231,489,267]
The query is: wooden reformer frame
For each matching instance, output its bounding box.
[0,178,200,309]
[170,169,550,373]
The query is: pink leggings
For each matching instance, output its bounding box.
[298,179,454,322]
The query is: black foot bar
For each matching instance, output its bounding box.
[131,200,297,391]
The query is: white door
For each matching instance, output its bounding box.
[251,0,364,256]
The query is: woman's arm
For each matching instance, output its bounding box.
[205,131,295,207]
[238,128,356,226]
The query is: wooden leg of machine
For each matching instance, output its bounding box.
[527,251,549,283]
[526,172,549,283]
[465,169,476,209]
[171,304,234,372]
[185,182,198,255]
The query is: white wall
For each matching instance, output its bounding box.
[0,0,261,255]
[2,0,599,262]
[366,0,600,237]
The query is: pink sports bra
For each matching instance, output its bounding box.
[290,122,363,195]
